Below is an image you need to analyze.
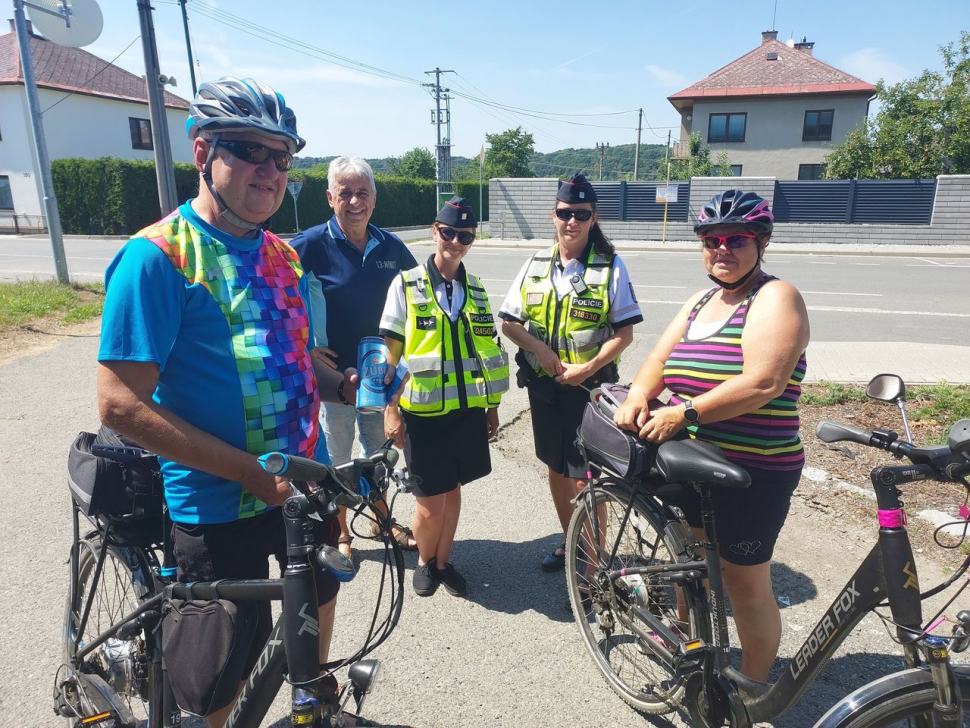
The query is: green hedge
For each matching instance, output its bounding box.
[51,157,489,235]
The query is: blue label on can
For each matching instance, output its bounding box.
[357,337,387,411]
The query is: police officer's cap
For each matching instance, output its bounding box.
[557,173,597,204]
[435,196,478,228]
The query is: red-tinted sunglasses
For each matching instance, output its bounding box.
[701,233,758,250]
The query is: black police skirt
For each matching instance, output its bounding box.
[402,407,491,497]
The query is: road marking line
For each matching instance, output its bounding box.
[808,261,837,265]
[480,278,513,283]
[808,305,970,318]
[906,264,970,268]
[916,258,948,266]
[635,285,688,290]
[802,291,882,297]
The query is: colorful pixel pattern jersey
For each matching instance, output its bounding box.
[99,203,322,524]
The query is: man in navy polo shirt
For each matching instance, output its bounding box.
[292,156,418,556]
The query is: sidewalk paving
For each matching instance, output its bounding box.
[806,342,970,384]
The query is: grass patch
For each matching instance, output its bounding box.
[0,280,105,330]
[801,381,869,406]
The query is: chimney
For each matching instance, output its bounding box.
[8,18,34,35]
[794,36,815,56]
[761,30,778,44]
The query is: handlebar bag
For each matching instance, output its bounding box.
[161,598,255,717]
[577,384,657,479]
[67,428,163,520]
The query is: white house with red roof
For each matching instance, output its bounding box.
[668,31,876,181]
[0,20,192,231]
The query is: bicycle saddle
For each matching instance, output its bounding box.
[654,440,751,488]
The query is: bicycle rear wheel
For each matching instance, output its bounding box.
[63,534,159,727]
[814,665,970,728]
[565,481,703,714]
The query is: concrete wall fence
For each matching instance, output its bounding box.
[489,175,970,245]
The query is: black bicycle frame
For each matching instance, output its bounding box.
[610,463,929,725]
[69,492,333,728]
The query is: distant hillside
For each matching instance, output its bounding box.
[293,143,671,180]
[530,143,669,181]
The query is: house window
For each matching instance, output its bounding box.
[708,113,746,143]
[729,165,743,176]
[0,176,13,210]
[129,118,153,150]
[803,110,834,141]
[798,164,827,180]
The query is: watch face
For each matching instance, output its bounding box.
[685,403,699,423]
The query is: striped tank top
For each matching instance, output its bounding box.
[662,275,807,471]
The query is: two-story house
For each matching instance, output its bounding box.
[668,30,876,180]
[0,20,191,232]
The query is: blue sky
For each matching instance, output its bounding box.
[77,0,966,159]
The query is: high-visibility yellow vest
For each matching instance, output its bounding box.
[399,264,510,415]
[520,244,614,377]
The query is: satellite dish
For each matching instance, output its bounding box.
[27,0,103,48]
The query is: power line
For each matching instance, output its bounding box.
[41,36,142,113]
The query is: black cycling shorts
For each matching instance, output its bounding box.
[172,508,340,674]
[665,464,802,566]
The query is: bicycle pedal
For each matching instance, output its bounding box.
[673,638,709,676]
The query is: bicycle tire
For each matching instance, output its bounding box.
[64,534,160,727]
[565,481,704,714]
[814,666,970,727]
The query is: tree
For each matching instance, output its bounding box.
[668,133,734,179]
[388,147,436,179]
[484,127,536,178]
[826,31,970,179]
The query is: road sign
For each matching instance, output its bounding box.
[286,180,303,200]
[655,184,678,204]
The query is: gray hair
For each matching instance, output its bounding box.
[328,157,376,193]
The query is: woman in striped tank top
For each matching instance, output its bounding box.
[614,190,810,682]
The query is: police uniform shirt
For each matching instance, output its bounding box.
[379,258,467,342]
[497,249,643,329]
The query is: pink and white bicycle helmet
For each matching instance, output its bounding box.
[695,189,774,235]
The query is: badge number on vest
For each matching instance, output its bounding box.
[473,325,495,337]
[416,316,436,330]
[570,308,600,322]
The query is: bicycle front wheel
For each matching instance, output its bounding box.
[64,534,159,726]
[814,666,970,727]
[565,481,702,714]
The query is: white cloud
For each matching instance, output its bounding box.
[839,48,912,86]
[643,64,687,87]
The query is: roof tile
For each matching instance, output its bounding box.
[669,39,875,103]
[0,29,189,109]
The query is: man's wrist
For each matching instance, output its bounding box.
[336,380,351,405]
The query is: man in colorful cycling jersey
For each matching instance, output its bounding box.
[96,77,357,725]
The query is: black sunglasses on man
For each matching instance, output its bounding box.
[216,140,294,172]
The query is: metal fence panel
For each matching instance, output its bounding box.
[590,183,622,220]
[853,179,936,224]
[773,180,850,223]
[590,181,690,222]
[626,182,690,222]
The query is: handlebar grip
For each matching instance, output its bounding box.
[816,420,875,446]
[258,452,335,483]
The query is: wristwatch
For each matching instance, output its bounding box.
[336,380,351,406]
[683,400,700,425]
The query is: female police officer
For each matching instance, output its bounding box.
[380,197,509,597]
[499,174,642,572]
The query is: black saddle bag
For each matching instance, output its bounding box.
[67,426,164,544]
[577,383,657,479]
[161,598,255,716]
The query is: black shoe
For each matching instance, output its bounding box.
[540,544,566,572]
[437,562,467,596]
[413,557,439,596]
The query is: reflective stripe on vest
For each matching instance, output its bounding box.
[520,244,614,375]
[399,265,510,414]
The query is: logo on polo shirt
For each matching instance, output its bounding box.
[376,260,398,270]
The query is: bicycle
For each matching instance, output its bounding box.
[54,436,417,728]
[565,374,970,727]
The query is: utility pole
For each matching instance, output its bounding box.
[423,67,454,211]
[13,0,69,283]
[138,0,179,215]
[596,142,609,181]
[178,0,197,96]
[633,108,643,181]
[664,129,671,179]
